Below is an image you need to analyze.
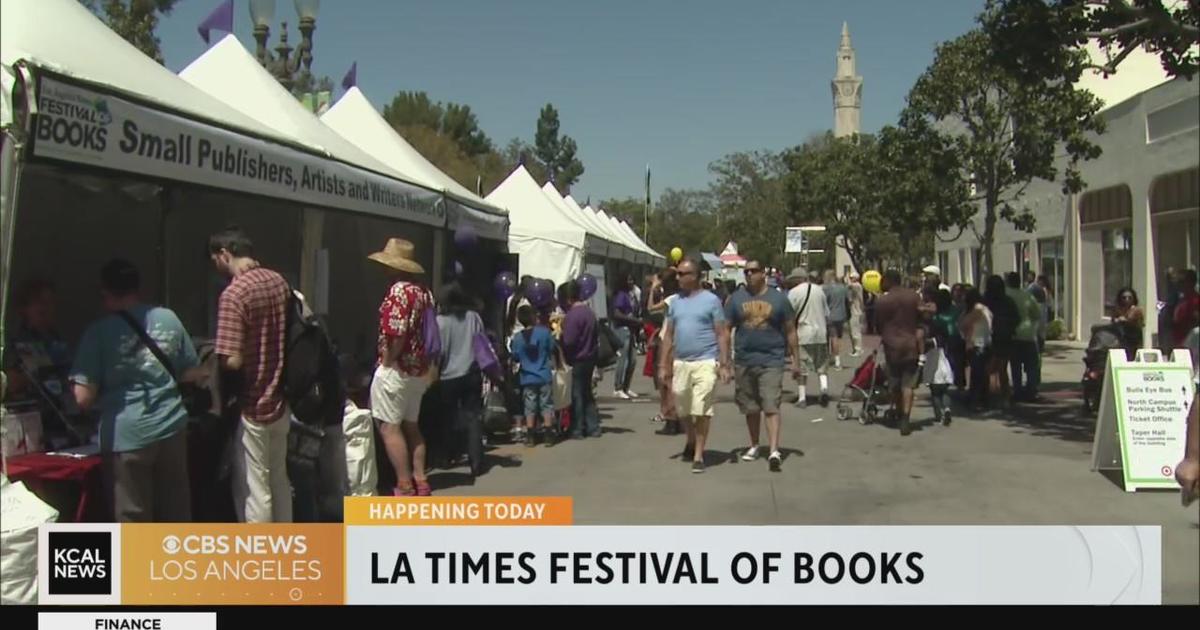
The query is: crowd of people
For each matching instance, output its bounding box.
[5,229,1199,519]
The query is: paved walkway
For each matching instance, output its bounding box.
[430,338,1200,604]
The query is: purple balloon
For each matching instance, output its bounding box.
[578,273,598,301]
[454,225,479,249]
[493,271,516,301]
[528,278,554,309]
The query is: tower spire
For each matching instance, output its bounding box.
[831,22,863,138]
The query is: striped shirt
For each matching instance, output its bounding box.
[215,267,289,423]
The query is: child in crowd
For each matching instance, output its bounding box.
[509,305,557,446]
[925,289,956,426]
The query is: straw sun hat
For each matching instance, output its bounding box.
[367,238,425,274]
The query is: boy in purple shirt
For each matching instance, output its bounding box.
[561,280,600,438]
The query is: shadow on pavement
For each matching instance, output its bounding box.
[599,426,635,435]
[949,379,1096,444]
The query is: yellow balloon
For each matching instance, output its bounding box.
[862,270,882,294]
[670,247,683,263]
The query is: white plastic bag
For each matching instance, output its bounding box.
[342,402,376,497]
[553,367,573,411]
[1,475,59,605]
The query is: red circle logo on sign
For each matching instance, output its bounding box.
[1161,466,1172,477]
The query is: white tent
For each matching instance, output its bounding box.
[540,183,616,259]
[321,87,508,241]
[485,166,586,285]
[597,208,653,265]
[619,219,664,265]
[563,194,636,262]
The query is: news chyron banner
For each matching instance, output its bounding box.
[39,498,1163,605]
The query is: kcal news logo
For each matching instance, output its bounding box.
[47,531,111,594]
[38,523,123,605]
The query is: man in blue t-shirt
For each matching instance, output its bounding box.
[70,259,202,522]
[725,260,799,472]
[659,258,731,474]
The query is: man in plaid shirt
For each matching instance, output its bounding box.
[210,227,293,522]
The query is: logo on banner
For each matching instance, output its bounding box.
[36,84,113,152]
[121,524,343,605]
[48,531,113,595]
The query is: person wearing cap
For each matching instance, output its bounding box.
[847,271,865,357]
[922,265,951,293]
[368,238,438,497]
[209,227,294,522]
[787,267,831,407]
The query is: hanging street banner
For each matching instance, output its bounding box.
[30,76,445,227]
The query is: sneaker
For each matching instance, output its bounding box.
[542,428,558,446]
[691,460,705,474]
[900,416,912,437]
[614,390,632,400]
[768,451,782,472]
[625,390,641,399]
[819,392,830,408]
[741,446,760,462]
[942,413,952,427]
[682,444,695,461]
[795,396,808,409]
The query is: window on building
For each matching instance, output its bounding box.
[970,247,981,285]
[937,251,949,283]
[957,249,968,285]
[1101,228,1134,316]
[1147,95,1200,143]
[1038,237,1065,321]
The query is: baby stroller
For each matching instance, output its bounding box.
[836,348,891,425]
[1081,322,1124,416]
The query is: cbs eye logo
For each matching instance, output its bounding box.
[162,535,182,555]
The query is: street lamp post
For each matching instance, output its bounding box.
[249,0,320,92]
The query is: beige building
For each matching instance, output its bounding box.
[934,50,1199,344]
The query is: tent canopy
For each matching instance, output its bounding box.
[563,194,634,262]
[485,165,586,284]
[321,86,507,240]
[540,183,614,259]
[180,36,407,181]
[485,165,588,250]
[2,0,311,152]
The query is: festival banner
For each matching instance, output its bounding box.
[30,75,445,227]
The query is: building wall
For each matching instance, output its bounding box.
[936,76,1199,342]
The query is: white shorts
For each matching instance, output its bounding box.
[671,359,719,418]
[370,366,428,425]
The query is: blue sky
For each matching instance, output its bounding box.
[157,0,984,202]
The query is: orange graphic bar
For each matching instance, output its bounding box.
[121,524,343,606]
[344,496,573,525]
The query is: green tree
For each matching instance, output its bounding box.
[905,28,1105,277]
[708,151,789,268]
[79,0,179,63]
[984,0,1199,82]
[534,104,585,193]
[382,91,445,130]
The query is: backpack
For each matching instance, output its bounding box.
[282,291,343,427]
[596,321,621,368]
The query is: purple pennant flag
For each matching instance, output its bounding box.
[197,0,234,45]
[341,62,358,92]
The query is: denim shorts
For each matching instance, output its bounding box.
[522,384,553,416]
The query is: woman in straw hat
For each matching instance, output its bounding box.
[368,238,438,496]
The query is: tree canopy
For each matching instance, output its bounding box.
[984,0,1199,81]
[535,104,585,193]
[79,0,179,64]
[905,28,1105,277]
